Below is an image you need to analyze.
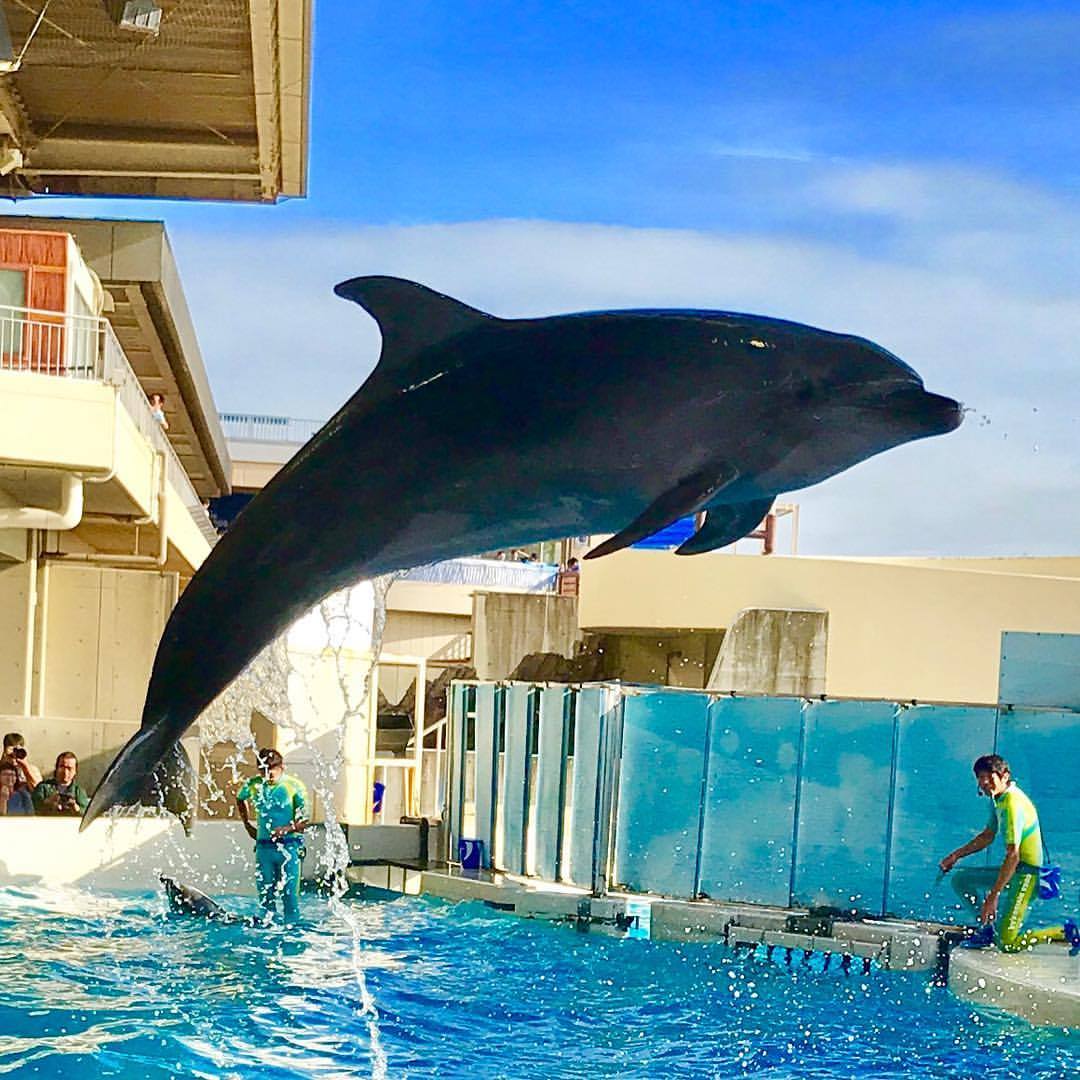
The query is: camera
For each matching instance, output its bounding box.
[13,747,26,760]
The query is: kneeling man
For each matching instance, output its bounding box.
[939,754,1078,953]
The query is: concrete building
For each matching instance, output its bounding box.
[0,0,314,833]
[0,216,228,789]
[0,0,311,202]
[578,550,1080,705]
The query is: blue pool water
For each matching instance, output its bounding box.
[0,886,1076,1078]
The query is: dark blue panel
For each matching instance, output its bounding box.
[631,515,697,549]
[997,708,1080,904]
[698,697,804,906]
[999,632,1080,711]
[888,704,998,921]
[613,690,710,897]
[792,700,897,914]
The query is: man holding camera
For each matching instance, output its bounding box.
[2,733,42,790]
[32,752,90,816]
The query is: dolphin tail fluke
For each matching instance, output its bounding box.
[674,497,776,555]
[585,463,739,560]
[82,729,195,835]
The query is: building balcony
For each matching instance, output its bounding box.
[0,302,217,573]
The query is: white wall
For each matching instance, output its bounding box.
[0,817,333,894]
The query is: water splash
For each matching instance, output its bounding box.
[192,571,401,1077]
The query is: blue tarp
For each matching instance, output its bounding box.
[631,515,697,549]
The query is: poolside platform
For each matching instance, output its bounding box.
[949,947,1080,1028]
[347,862,1079,1029]
[346,863,942,971]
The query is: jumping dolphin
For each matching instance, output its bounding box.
[84,277,962,830]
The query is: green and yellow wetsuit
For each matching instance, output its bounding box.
[957,783,1068,952]
[237,773,308,924]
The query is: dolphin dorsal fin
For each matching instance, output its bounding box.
[334,276,494,375]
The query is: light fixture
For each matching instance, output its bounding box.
[0,145,23,176]
[104,1,163,36]
[0,9,18,72]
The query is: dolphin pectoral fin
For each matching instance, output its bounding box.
[585,464,739,560]
[334,276,494,371]
[82,729,194,835]
[674,497,776,555]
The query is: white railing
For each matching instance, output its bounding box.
[401,557,560,593]
[0,304,109,378]
[220,412,323,444]
[0,303,218,546]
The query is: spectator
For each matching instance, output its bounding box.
[0,761,33,815]
[32,752,90,816]
[148,392,169,430]
[557,556,581,597]
[2,733,41,789]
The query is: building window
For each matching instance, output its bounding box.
[0,267,26,308]
[0,268,27,358]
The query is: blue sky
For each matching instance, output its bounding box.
[304,1,1079,229]
[21,2,1080,555]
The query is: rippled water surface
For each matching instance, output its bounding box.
[0,886,1076,1078]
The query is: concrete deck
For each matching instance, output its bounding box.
[346,864,943,972]
[949,946,1080,1029]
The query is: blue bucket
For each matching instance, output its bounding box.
[372,781,386,814]
[458,838,485,870]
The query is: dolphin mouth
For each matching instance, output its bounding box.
[918,390,964,433]
[874,384,963,434]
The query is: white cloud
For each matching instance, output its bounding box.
[154,164,1080,558]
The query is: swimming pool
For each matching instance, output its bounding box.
[0,886,1075,1078]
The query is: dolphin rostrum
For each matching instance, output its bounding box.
[84,277,962,830]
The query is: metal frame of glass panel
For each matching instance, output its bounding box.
[446,682,470,861]
[612,689,711,897]
[532,686,570,880]
[472,684,501,870]
[499,684,533,874]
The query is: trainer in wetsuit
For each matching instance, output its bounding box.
[237,748,309,925]
[939,754,1079,953]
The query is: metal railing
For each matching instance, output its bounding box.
[0,303,218,546]
[401,557,560,593]
[220,412,324,444]
[0,304,111,378]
